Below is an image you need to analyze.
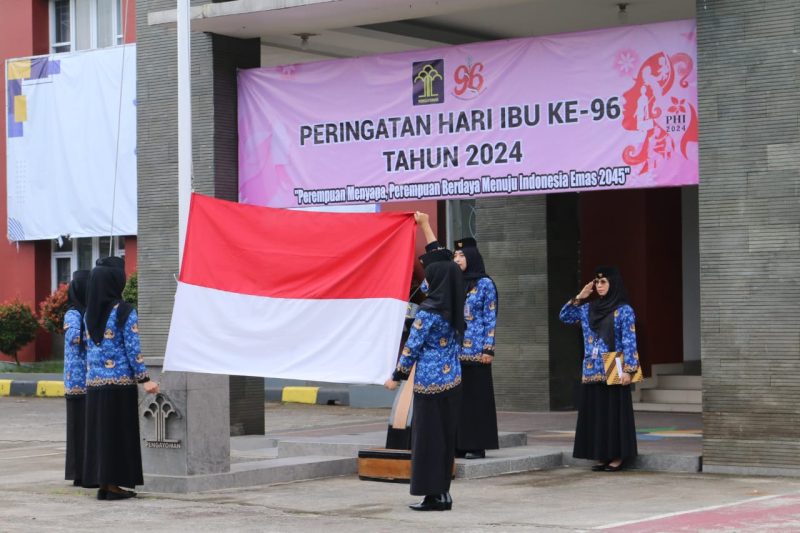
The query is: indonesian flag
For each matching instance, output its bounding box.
[163,194,415,384]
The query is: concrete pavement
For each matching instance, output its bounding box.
[2,397,799,532]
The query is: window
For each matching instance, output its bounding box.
[50,0,73,53]
[51,236,126,290]
[446,200,477,247]
[50,0,125,53]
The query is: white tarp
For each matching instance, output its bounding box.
[5,45,136,241]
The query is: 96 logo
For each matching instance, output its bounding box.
[453,59,485,99]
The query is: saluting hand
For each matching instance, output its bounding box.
[576,281,594,301]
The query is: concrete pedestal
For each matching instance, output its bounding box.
[140,357,231,485]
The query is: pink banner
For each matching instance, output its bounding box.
[238,20,698,208]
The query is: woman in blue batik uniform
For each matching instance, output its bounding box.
[559,266,639,472]
[83,259,159,499]
[452,238,499,459]
[385,251,464,512]
[63,270,91,486]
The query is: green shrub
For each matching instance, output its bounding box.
[0,300,39,366]
[123,271,138,308]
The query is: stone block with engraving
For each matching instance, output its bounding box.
[141,357,230,477]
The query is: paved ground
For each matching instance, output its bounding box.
[2,397,799,532]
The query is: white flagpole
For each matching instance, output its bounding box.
[177,0,192,269]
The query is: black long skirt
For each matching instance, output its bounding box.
[410,386,461,496]
[573,382,638,461]
[456,364,499,453]
[83,385,144,488]
[65,395,86,482]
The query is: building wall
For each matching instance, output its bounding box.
[476,195,550,411]
[697,0,800,475]
[0,1,51,363]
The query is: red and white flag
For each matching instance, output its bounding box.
[164,194,416,384]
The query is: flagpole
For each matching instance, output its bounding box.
[177,0,192,270]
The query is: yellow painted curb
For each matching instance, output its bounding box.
[281,386,319,404]
[36,381,65,397]
[0,379,10,397]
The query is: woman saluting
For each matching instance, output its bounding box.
[559,266,639,472]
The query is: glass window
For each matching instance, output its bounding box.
[117,236,126,251]
[98,236,112,258]
[96,0,114,48]
[116,0,124,44]
[74,0,92,51]
[56,257,72,287]
[447,199,477,246]
[51,0,121,52]
[77,238,93,270]
[52,0,72,53]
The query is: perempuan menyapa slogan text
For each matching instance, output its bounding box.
[293,97,632,206]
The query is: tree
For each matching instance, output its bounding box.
[0,300,39,366]
[123,271,138,308]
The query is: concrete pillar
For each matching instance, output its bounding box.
[697,0,800,475]
[476,195,550,411]
[136,0,261,485]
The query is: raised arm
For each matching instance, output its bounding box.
[415,211,439,248]
[559,280,594,324]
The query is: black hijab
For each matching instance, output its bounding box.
[67,270,90,314]
[588,265,629,350]
[419,260,465,340]
[456,238,499,314]
[85,265,132,345]
[96,255,125,269]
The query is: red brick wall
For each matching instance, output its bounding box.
[0,1,50,363]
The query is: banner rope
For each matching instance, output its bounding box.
[108,0,130,256]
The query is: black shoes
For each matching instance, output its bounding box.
[464,450,486,460]
[590,459,625,472]
[97,487,137,500]
[409,493,452,511]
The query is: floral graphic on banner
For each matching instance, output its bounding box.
[614,49,640,77]
[621,51,697,177]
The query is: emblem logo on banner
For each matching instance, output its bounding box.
[412,60,444,105]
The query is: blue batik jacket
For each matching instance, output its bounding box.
[420,276,498,365]
[63,309,87,396]
[393,309,462,394]
[461,278,497,364]
[559,301,640,383]
[85,305,149,387]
